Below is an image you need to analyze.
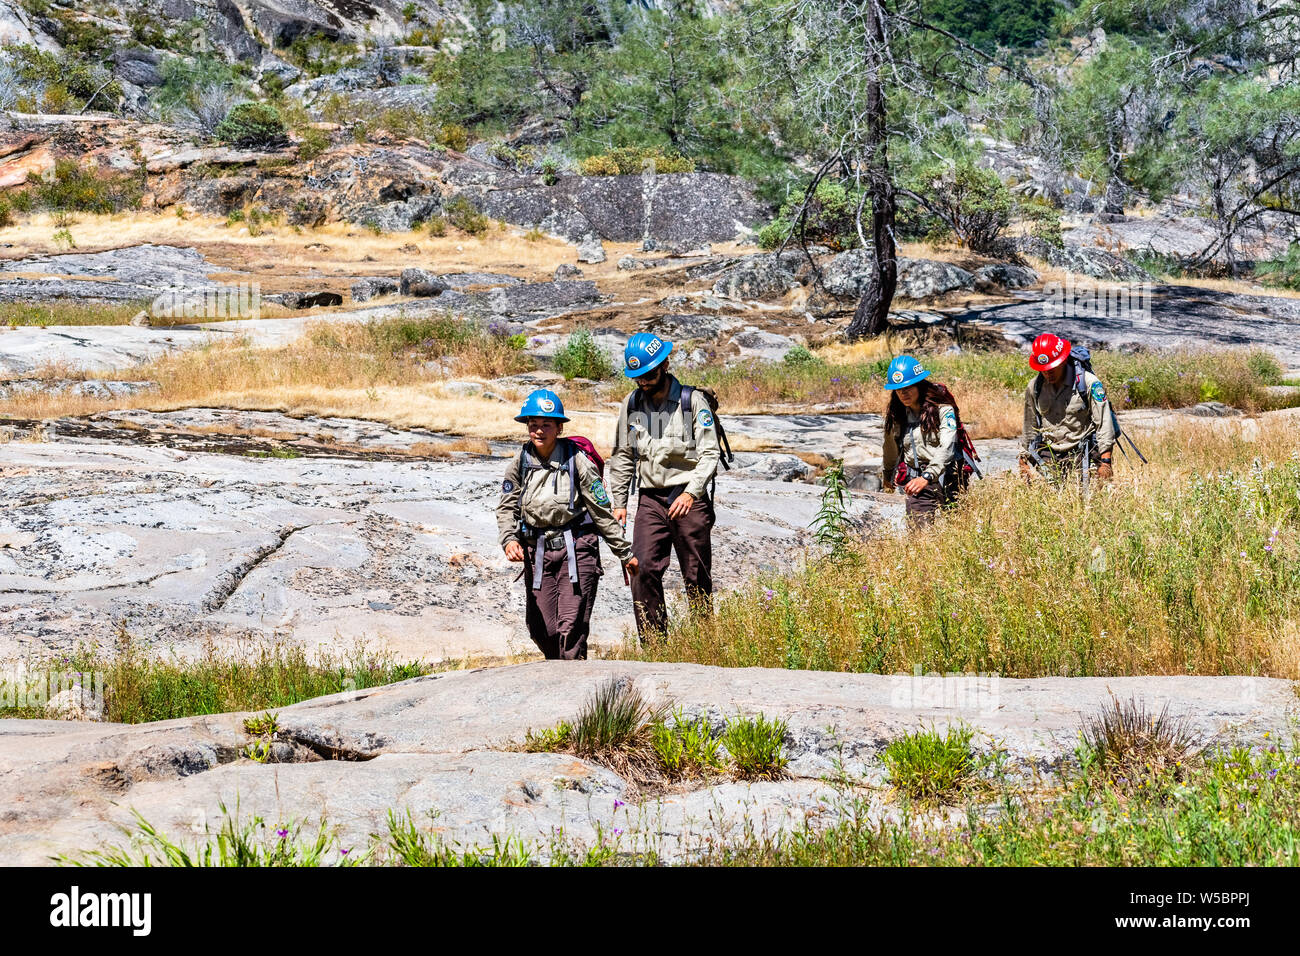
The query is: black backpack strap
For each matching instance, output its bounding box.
[680,384,695,447]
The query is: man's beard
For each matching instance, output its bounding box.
[637,369,664,391]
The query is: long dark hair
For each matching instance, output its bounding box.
[884,379,961,445]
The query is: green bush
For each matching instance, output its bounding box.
[757,180,867,252]
[444,195,488,235]
[1255,242,1300,291]
[0,196,13,228]
[296,126,331,160]
[579,146,695,176]
[215,102,288,148]
[29,159,144,214]
[5,44,122,111]
[552,328,616,380]
[651,710,725,778]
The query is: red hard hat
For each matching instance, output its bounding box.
[1030,333,1071,371]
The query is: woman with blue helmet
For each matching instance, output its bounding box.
[495,388,638,659]
[881,354,964,525]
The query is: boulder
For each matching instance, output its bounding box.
[731,328,799,362]
[973,263,1040,292]
[351,277,400,302]
[821,248,876,299]
[729,453,814,482]
[479,172,769,246]
[896,258,975,299]
[267,291,344,309]
[652,313,742,342]
[576,234,606,264]
[400,269,450,297]
[1012,238,1153,282]
[617,255,655,270]
[712,255,799,300]
[554,263,583,280]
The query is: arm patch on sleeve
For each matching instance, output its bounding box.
[696,409,714,429]
[590,479,610,506]
[502,479,515,493]
[943,409,957,428]
[1090,381,1107,403]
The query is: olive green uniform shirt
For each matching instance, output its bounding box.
[1021,370,1117,458]
[882,403,958,485]
[496,442,633,565]
[607,376,721,508]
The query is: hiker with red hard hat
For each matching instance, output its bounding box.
[496,388,637,660]
[881,354,982,525]
[1020,333,1124,490]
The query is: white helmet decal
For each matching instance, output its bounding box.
[627,355,641,369]
[538,398,555,413]
[645,337,662,355]
[891,370,903,383]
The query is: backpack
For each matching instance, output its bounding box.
[1031,345,1147,464]
[517,437,602,515]
[516,436,604,591]
[627,383,736,498]
[891,390,982,496]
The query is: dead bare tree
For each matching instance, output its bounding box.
[741,0,1044,339]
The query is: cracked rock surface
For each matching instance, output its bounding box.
[0,431,878,661]
[0,661,1291,865]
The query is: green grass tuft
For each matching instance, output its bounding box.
[883,725,979,802]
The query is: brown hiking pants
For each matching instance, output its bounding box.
[522,531,602,660]
[630,487,714,641]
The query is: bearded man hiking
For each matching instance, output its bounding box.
[1020,332,1117,489]
[608,332,721,642]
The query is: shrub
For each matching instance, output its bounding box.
[426,215,447,237]
[552,328,616,380]
[1079,696,1201,790]
[5,44,122,112]
[437,123,470,152]
[757,180,867,251]
[1255,242,1300,291]
[579,146,695,176]
[297,126,331,160]
[721,713,788,779]
[30,160,144,214]
[883,725,979,802]
[909,158,1014,254]
[0,196,13,228]
[215,102,288,148]
[444,195,488,235]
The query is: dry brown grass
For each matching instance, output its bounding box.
[631,417,1300,679]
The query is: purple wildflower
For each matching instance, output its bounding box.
[276,828,288,839]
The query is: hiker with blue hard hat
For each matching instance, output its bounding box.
[496,388,637,660]
[608,331,729,641]
[881,354,981,526]
[1020,333,1126,490]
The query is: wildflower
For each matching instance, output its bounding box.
[341,848,350,855]
[613,799,625,809]
[613,828,623,836]
[763,588,775,602]
[276,828,289,839]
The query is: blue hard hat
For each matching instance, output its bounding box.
[623,331,673,378]
[514,388,569,422]
[884,354,931,390]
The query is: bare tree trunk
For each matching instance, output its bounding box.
[845,0,896,340]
